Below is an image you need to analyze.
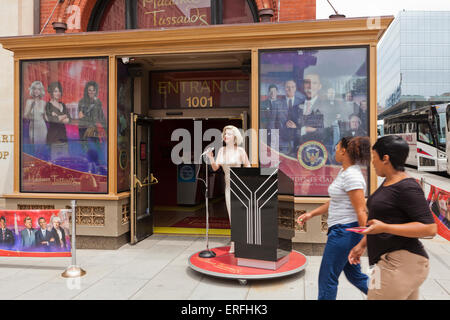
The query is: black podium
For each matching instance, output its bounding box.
[230,167,295,270]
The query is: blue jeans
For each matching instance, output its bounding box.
[318,221,369,300]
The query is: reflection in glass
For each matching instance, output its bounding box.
[259,47,369,196]
[20,58,108,193]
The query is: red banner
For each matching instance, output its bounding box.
[260,142,368,196]
[427,185,450,241]
[0,210,71,257]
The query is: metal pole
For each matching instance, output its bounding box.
[205,164,209,250]
[198,154,216,258]
[61,200,86,278]
[71,200,76,266]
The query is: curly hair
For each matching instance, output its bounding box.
[222,125,243,146]
[28,81,45,98]
[340,136,371,165]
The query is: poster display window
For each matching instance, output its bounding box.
[259,47,369,196]
[20,58,109,193]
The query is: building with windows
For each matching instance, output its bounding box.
[378,11,450,119]
[0,0,392,248]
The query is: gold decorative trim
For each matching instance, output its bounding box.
[294,210,307,232]
[0,17,394,58]
[65,205,105,226]
[122,203,130,225]
[321,213,328,233]
[17,204,55,210]
[4,192,130,200]
[278,208,294,230]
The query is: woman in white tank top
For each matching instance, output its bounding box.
[297,136,371,300]
[207,125,251,253]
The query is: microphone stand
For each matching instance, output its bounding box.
[197,151,216,258]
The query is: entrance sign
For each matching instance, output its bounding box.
[20,58,109,193]
[259,47,369,196]
[150,69,250,109]
[0,209,71,257]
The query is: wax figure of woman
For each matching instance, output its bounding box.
[24,81,48,145]
[207,125,251,253]
[78,81,106,145]
[348,135,436,300]
[78,81,107,173]
[46,82,70,145]
[297,136,371,300]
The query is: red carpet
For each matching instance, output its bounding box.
[171,217,230,229]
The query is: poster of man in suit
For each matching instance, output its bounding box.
[21,216,36,250]
[0,216,15,249]
[259,48,369,196]
[0,209,71,257]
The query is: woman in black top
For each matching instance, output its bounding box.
[348,135,436,300]
[46,82,70,144]
[77,81,106,144]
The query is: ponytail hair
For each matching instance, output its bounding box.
[340,136,371,165]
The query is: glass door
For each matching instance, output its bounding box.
[130,113,158,243]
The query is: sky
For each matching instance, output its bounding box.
[315,0,450,19]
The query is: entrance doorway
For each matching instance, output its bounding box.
[150,117,245,235]
[121,50,252,239]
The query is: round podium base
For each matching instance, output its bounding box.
[189,246,308,284]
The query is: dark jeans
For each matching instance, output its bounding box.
[318,221,369,300]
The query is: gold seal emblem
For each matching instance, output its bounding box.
[297,141,328,170]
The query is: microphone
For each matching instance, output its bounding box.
[201,147,214,156]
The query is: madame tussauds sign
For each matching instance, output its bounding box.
[142,0,210,27]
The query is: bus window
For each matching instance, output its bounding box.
[418,123,433,145]
[437,112,446,146]
[447,104,450,132]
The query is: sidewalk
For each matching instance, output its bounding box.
[0,234,448,300]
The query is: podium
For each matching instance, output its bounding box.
[230,167,295,270]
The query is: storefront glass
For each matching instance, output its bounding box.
[222,0,255,24]
[96,0,256,31]
[20,58,109,193]
[259,47,369,196]
[98,0,126,31]
[117,61,132,192]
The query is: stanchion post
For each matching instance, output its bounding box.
[198,152,216,258]
[62,200,86,278]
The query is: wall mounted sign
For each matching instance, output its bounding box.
[139,0,211,29]
[150,69,249,109]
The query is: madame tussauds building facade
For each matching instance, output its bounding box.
[0,1,392,249]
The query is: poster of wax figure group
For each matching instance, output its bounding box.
[21,58,108,193]
[427,184,450,241]
[259,47,369,196]
[0,210,71,257]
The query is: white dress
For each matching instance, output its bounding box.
[25,99,47,144]
[216,147,243,220]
